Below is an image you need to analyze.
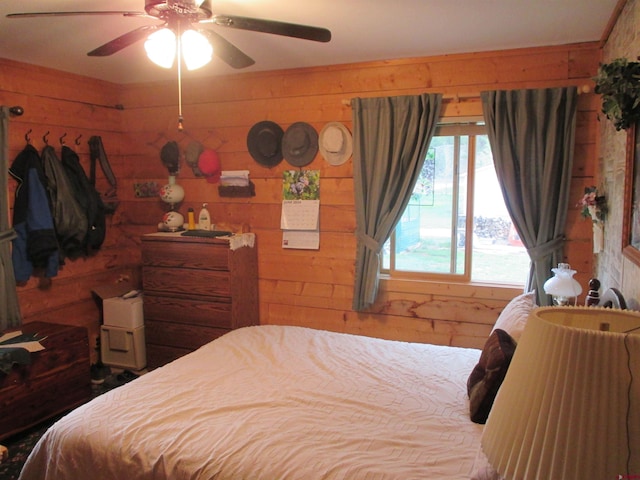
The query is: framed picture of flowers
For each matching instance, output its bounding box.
[623,120,640,266]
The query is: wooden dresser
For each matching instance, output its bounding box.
[141,233,259,369]
[0,322,91,440]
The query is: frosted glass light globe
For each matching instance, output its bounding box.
[145,28,176,69]
[159,176,185,205]
[182,30,213,70]
[543,263,582,305]
[161,211,185,231]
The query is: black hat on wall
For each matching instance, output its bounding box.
[247,120,284,167]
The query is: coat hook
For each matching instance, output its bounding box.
[43,131,50,145]
[59,133,67,145]
[75,134,82,146]
[9,106,24,116]
[25,128,32,144]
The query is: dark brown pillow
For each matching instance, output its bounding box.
[467,328,516,424]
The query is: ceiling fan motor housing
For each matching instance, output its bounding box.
[145,0,212,19]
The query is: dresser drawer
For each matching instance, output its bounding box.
[144,295,232,328]
[145,319,230,350]
[143,267,231,297]
[142,240,230,271]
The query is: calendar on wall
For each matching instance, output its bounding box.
[281,170,320,250]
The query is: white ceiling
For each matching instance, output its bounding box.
[0,0,619,85]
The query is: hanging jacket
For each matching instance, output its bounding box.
[8,144,59,282]
[41,145,88,260]
[61,145,106,253]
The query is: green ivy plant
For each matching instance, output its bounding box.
[593,57,640,131]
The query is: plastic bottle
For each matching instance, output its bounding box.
[198,203,211,230]
[187,208,196,230]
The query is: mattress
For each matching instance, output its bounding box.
[19,325,483,479]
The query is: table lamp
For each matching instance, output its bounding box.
[543,262,582,305]
[158,175,185,231]
[481,306,640,479]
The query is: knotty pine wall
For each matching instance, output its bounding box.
[2,41,601,357]
[1,58,140,361]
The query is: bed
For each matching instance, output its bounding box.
[19,324,487,479]
[20,283,627,479]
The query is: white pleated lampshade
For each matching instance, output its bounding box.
[481,306,640,479]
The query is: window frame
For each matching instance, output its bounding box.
[382,119,525,287]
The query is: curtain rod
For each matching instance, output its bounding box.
[340,84,592,107]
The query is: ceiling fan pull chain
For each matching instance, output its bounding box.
[177,22,184,132]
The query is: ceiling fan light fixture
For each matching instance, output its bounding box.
[145,28,176,68]
[182,29,213,70]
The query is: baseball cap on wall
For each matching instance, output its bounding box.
[198,149,221,184]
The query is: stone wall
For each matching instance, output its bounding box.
[597,0,640,309]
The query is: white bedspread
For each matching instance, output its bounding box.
[20,325,483,480]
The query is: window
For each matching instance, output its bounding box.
[382,122,529,285]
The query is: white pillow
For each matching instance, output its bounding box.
[490,291,536,343]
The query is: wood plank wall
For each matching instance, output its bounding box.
[2,41,601,356]
[1,58,141,361]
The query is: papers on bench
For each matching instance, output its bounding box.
[0,331,46,353]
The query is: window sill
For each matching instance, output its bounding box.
[379,275,523,302]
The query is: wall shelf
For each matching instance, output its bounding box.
[218,181,255,198]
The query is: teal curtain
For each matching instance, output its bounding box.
[1,107,22,331]
[481,87,578,306]
[352,94,442,311]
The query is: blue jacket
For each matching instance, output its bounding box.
[9,144,59,282]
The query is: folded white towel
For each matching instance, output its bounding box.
[220,170,250,186]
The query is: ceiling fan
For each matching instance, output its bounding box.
[8,0,331,130]
[7,0,332,70]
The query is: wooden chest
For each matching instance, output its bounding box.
[141,233,259,369]
[0,322,91,440]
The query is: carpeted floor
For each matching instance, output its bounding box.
[0,371,137,479]
[0,416,57,480]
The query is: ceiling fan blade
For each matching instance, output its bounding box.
[200,29,255,69]
[208,15,331,43]
[88,25,161,57]
[7,11,146,19]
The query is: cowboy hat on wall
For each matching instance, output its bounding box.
[319,122,352,166]
[282,122,319,168]
[247,120,284,167]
